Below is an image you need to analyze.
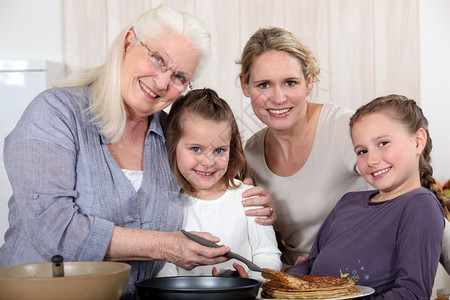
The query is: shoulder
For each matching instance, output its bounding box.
[6,86,92,145]
[245,127,266,146]
[244,127,267,156]
[399,188,445,234]
[230,179,253,193]
[403,188,443,211]
[26,86,91,120]
[319,103,355,129]
[337,190,375,205]
[316,103,354,141]
[315,103,359,171]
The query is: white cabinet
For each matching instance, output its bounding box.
[0,59,65,245]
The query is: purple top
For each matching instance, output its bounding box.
[289,187,444,299]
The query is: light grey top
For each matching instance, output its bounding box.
[0,86,181,299]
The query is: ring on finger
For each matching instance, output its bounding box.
[269,207,273,216]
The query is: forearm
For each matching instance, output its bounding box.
[105,226,170,261]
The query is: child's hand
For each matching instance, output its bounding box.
[212,263,249,278]
[232,262,250,278]
[285,255,307,272]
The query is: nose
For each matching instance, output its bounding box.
[154,70,172,90]
[270,86,287,104]
[200,153,215,167]
[367,151,380,166]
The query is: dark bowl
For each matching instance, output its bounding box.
[135,276,261,300]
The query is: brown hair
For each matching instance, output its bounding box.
[237,27,320,91]
[165,88,249,195]
[349,94,449,218]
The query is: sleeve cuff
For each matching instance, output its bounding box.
[78,217,115,261]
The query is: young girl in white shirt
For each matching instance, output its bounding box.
[157,88,281,280]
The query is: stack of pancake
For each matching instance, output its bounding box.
[261,269,359,299]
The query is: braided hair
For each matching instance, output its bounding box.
[349,94,449,219]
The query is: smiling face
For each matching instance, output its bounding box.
[175,114,231,200]
[121,29,200,120]
[240,50,312,131]
[351,112,426,201]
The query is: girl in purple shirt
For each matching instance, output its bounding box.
[289,94,448,299]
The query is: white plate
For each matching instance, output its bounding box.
[258,285,375,300]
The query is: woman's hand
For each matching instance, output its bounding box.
[105,228,230,269]
[242,178,276,226]
[161,231,231,270]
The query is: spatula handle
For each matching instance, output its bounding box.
[181,230,221,248]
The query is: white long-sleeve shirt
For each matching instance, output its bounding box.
[157,180,282,281]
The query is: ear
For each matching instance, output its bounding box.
[415,128,427,154]
[305,76,313,94]
[240,75,250,97]
[124,29,136,52]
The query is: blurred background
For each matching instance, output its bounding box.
[0,0,449,296]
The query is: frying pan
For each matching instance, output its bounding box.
[135,276,261,300]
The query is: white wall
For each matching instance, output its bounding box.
[0,0,63,61]
[419,1,450,293]
[419,0,450,185]
[1,0,447,182]
[0,0,447,180]
[0,0,63,62]
[0,0,63,246]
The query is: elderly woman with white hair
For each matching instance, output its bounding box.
[0,4,275,299]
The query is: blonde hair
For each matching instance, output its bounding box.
[237,27,320,93]
[165,88,249,195]
[62,4,211,142]
[349,94,450,219]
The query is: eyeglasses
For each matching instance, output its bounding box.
[135,35,195,92]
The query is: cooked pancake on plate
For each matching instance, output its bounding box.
[261,268,359,299]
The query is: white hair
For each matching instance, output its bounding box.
[62,4,211,142]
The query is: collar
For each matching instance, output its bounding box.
[100,111,167,145]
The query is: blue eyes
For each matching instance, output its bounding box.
[152,54,164,64]
[173,72,187,84]
[191,147,225,154]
